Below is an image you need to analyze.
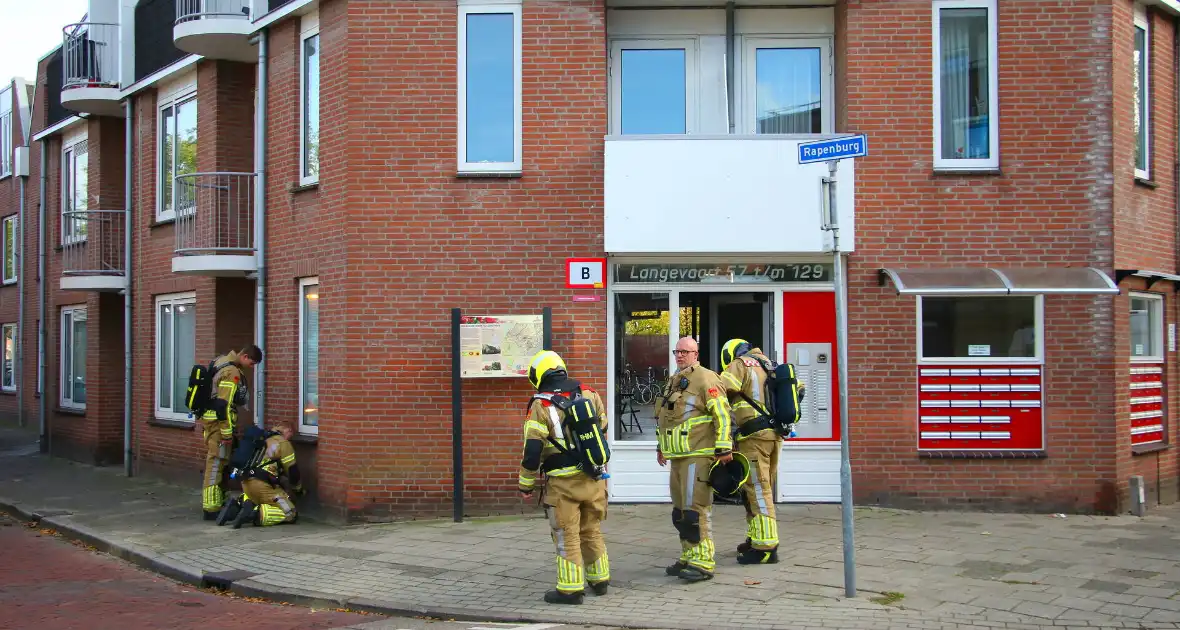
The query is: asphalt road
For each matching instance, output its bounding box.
[0,512,633,630]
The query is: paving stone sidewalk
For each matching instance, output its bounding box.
[2,427,1180,629]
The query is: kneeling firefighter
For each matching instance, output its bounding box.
[719,338,803,564]
[218,422,304,528]
[518,350,611,605]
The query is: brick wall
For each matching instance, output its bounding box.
[844,0,1123,512]
[0,85,24,424]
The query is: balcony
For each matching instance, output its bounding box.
[603,134,856,255]
[174,0,257,63]
[61,22,124,117]
[172,172,256,276]
[61,210,129,292]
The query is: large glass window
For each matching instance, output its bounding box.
[60,305,86,410]
[1130,293,1164,360]
[0,111,11,178]
[3,215,15,284]
[300,278,320,434]
[458,3,522,172]
[745,39,830,134]
[920,296,1038,360]
[614,292,671,442]
[158,94,198,221]
[300,14,320,185]
[156,293,197,420]
[62,139,88,244]
[933,0,998,170]
[614,44,692,135]
[2,323,14,392]
[1134,5,1150,179]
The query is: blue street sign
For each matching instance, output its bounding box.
[798,134,868,164]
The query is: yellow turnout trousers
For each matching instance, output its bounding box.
[669,456,715,573]
[542,473,609,594]
[738,437,779,550]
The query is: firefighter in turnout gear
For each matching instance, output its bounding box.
[224,423,303,528]
[720,338,782,564]
[657,337,734,582]
[200,345,262,519]
[518,350,611,605]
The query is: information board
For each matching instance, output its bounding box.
[459,315,545,378]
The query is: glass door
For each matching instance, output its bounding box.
[613,292,673,442]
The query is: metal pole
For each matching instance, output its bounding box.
[38,139,47,455]
[827,158,857,598]
[253,29,268,429]
[17,154,25,427]
[124,97,133,477]
[451,307,464,523]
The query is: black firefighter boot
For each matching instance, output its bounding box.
[737,538,753,554]
[231,500,259,529]
[543,589,584,605]
[589,580,609,596]
[737,546,779,565]
[215,496,242,526]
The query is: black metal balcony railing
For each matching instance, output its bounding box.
[61,210,127,277]
[175,0,251,25]
[174,172,255,257]
[62,22,120,91]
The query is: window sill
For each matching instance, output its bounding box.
[456,170,523,179]
[149,417,196,430]
[149,217,176,229]
[0,173,11,182]
[932,167,1002,177]
[0,389,14,396]
[291,432,319,445]
[55,407,86,417]
[290,181,319,194]
[1132,442,1170,456]
[919,450,1047,460]
[1134,176,1160,190]
[1,280,15,287]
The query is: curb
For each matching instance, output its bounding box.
[0,495,677,629]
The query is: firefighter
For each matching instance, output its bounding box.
[200,344,263,520]
[226,422,304,528]
[719,338,781,565]
[518,350,610,605]
[657,336,733,582]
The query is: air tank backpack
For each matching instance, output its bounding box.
[532,389,611,480]
[185,359,233,417]
[735,355,803,438]
[228,425,281,483]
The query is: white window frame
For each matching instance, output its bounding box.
[1,323,15,392]
[739,37,834,135]
[916,295,1044,365]
[609,38,699,136]
[0,111,11,179]
[1130,291,1165,362]
[299,277,320,435]
[60,304,86,411]
[932,0,1000,171]
[155,292,197,422]
[299,12,320,186]
[156,85,198,222]
[2,215,16,285]
[61,136,88,246]
[1134,3,1151,181]
[457,0,523,174]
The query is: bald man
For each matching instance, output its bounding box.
[654,336,734,582]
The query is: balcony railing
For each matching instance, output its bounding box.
[61,210,127,278]
[62,22,120,91]
[176,0,252,25]
[174,172,255,258]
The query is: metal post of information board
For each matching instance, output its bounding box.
[451,307,464,523]
[543,307,552,350]
[825,158,857,598]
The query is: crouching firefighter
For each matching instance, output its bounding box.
[518,350,612,606]
[217,423,304,528]
[719,338,804,565]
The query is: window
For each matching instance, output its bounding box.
[457,1,522,173]
[1130,293,1164,361]
[299,278,319,434]
[743,38,833,134]
[919,296,1040,361]
[155,293,197,421]
[2,215,15,284]
[0,111,11,178]
[610,41,696,135]
[158,92,198,221]
[60,305,86,410]
[300,14,320,185]
[2,323,14,392]
[61,139,88,244]
[933,0,999,170]
[1134,4,1150,179]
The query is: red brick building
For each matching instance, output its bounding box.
[5,0,1180,521]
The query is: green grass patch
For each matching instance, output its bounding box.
[870,591,905,606]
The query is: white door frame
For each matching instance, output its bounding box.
[705,292,773,372]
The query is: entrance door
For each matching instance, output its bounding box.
[709,294,772,370]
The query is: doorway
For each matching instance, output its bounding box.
[683,291,774,371]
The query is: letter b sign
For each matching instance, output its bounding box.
[567,259,606,289]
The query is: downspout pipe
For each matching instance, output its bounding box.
[17,145,26,428]
[123,97,133,477]
[252,29,268,429]
[726,1,735,134]
[37,139,46,454]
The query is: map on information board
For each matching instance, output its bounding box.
[459,314,544,378]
